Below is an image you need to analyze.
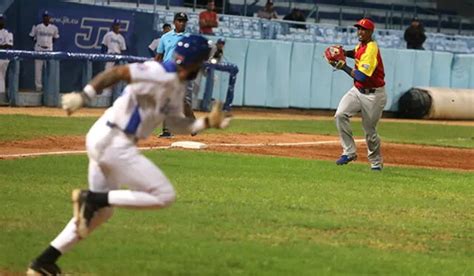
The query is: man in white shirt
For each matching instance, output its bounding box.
[29,10,59,92]
[0,14,13,94]
[148,23,171,57]
[101,19,127,96]
[27,35,231,276]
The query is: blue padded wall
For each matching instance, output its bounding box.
[6,0,474,111]
[430,51,453,87]
[390,49,416,110]
[450,54,474,89]
[266,41,292,107]
[413,50,433,87]
[289,43,314,108]
[244,40,272,106]
[310,43,333,109]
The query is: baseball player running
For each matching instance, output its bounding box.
[0,14,13,94]
[101,19,127,96]
[155,12,195,138]
[325,18,387,170]
[29,10,59,92]
[26,35,231,275]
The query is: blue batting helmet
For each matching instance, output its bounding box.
[174,35,211,66]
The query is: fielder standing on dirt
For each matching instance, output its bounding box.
[325,18,387,170]
[26,35,231,275]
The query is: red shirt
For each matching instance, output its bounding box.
[354,40,385,89]
[199,11,218,34]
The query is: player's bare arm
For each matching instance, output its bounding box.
[155,53,163,62]
[61,65,131,115]
[89,65,131,92]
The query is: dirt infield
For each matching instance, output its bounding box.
[1,133,473,171]
[1,107,473,171]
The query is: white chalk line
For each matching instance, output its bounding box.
[0,139,365,159]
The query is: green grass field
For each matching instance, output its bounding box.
[0,114,473,275]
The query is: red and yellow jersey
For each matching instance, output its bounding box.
[354,40,385,89]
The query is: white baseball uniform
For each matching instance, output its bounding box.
[148,38,160,53]
[101,31,126,96]
[0,28,13,93]
[29,23,59,91]
[50,60,207,253]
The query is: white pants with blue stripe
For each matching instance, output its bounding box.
[50,118,175,253]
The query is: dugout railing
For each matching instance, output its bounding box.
[0,50,238,111]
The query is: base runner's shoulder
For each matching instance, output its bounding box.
[129,61,176,82]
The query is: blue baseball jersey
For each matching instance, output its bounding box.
[156,30,188,62]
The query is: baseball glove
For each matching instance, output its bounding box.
[324,45,346,69]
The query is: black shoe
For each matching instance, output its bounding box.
[27,260,61,275]
[72,189,99,239]
[158,131,174,138]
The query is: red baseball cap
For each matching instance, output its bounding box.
[354,18,375,30]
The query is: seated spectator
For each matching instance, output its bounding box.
[283,8,306,29]
[199,1,218,35]
[257,0,278,20]
[147,23,171,57]
[404,18,426,50]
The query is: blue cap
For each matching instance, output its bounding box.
[217,38,225,44]
[174,35,211,66]
[43,10,50,17]
[112,19,120,25]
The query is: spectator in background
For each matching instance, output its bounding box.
[156,12,196,138]
[283,8,306,29]
[258,0,278,20]
[148,23,171,57]
[101,19,127,96]
[29,10,59,92]
[199,1,218,35]
[404,18,426,50]
[0,14,13,94]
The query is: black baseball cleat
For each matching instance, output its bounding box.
[26,260,61,275]
[72,189,99,239]
[158,131,174,138]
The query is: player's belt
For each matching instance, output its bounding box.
[357,88,376,94]
[106,121,138,143]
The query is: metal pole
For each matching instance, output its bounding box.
[136,0,140,8]
[385,11,388,29]
[400,5,405,30]
[153,0,157,31]
[193,0,197,12]
[437,13,441,33]
[338,7,342,27]
[288,0,291,11]
[222,0,226,15]
[390,4,394,29]
[166,0,170,10]
[244,0,247,17]
[458,17,462,35]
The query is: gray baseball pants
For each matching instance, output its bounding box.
[335,86,387,166]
